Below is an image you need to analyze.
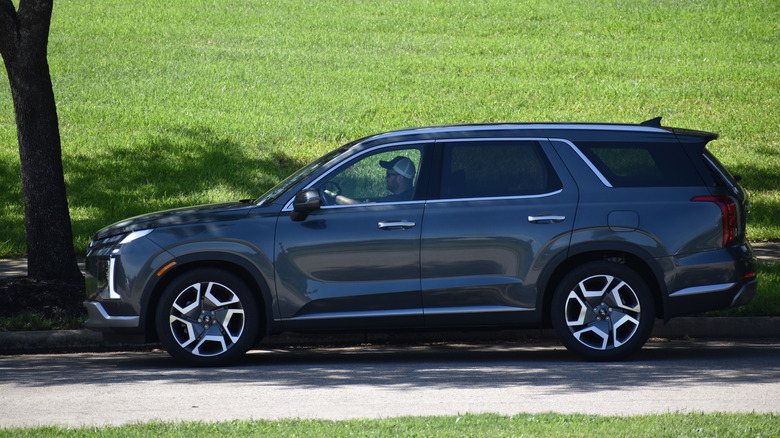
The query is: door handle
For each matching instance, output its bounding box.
[378,221,416,230]
[528,215,566,224]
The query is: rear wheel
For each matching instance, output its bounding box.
[551,261,655,361]
[156,268,260,366]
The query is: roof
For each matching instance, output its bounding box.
[360,118,718,145]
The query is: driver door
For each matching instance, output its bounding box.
[274,144,431,330]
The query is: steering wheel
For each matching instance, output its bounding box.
[321,181,342,205]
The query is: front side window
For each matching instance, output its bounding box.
[315,146,423,205]
[439,140,562,199]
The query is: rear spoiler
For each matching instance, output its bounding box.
[641,117,719,141]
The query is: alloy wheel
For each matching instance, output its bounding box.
[562,273,642,351]
[167,281,246,357]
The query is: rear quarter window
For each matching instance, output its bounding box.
[702,149,740,189]
[575,141,703,187]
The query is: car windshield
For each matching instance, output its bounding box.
[255,147,348,206]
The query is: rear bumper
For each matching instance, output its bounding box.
[666,278,757,317]
[730,278,758,308]
[663,244,757,318]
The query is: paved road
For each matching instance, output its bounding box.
[1,340,778,428]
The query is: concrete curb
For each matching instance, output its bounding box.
[1,317,778,355]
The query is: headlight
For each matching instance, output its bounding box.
[109,229,154,255]
[98,229,154,299]
[119,229,154,245]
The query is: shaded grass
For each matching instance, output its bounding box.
[0,311,83,331]
[0,276,86,331]
[0,0,778,256]
[708,262,780,317]
[1,413,777,437]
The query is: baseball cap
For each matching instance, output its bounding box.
[380,156,416,180]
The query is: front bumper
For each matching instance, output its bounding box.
[83,229,168,338]
[83,300,140,330]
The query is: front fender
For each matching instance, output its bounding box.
[140,242,277,339]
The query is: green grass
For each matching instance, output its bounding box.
[1,413,777,437]
[697,261,780,316]
[0,0,778,256]
[709,262,780,317]
[0,311,84,331]
[755,262,780,315]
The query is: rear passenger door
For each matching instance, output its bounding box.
[420,139,578,326]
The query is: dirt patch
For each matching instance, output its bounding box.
[0,277,86,327]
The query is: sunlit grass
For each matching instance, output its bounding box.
[704,262,780,317]
[1,413,777,437]
[0,0,778,256]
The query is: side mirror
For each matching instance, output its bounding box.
[290,189,321,222]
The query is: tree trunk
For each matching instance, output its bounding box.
[0,0,82,281]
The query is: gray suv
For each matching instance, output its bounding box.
[84,118,757,365]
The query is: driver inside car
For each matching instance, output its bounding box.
[324,156,416,205]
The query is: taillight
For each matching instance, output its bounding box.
[692,196,739,247]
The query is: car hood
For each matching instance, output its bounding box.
[94,202,255,241]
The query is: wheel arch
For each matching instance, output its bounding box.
[537,242,667,327]
[141,252,274,343]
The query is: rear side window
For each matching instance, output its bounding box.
[439,140,562,199]
[575,141,703,187]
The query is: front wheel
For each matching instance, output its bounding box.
[551,261,655,361]
[155,268,260,366]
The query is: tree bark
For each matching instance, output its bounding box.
[0,0,82,281]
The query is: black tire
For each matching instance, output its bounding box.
[155,268,260,366]
[551,261,655,361]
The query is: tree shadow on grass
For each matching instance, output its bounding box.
[728,144,780,239]
[64,126,308,252]
[0,152,25,256]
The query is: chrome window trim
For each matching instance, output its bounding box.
[315,200,428,210]
[282,136,572,210]
[304,188,564,209]
[553,139,614,188]
[282,140,434,212]
[427,189,563,205]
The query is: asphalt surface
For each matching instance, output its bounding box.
[1,340,779,428]
[0,245,778,428]
[0,242,778,354]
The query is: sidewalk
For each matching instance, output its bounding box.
[1,243,778,354]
